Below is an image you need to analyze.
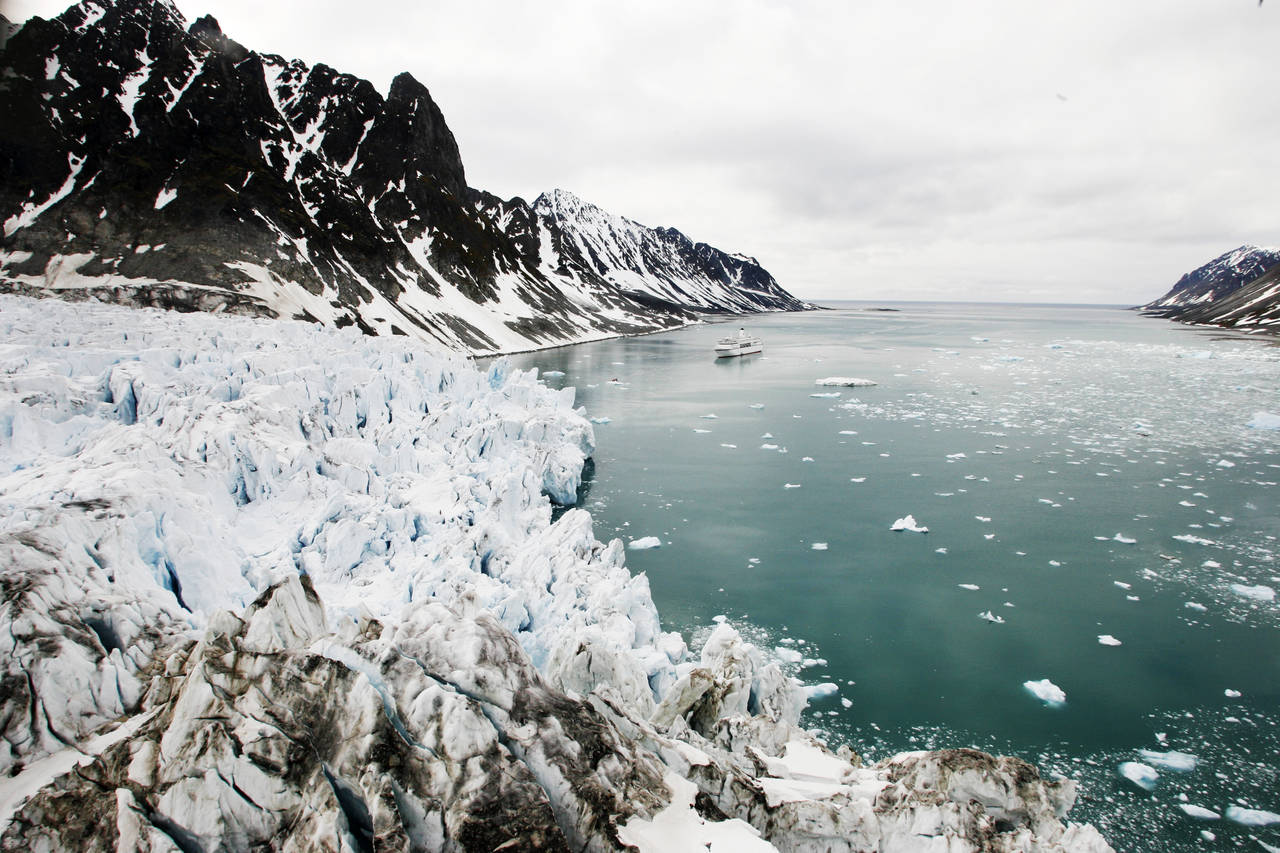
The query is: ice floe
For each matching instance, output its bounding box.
[1136,749,1197,771]
[814,377,877,387]
[1224,805,1280,826]
[1230,583,1275,601]
[1024,679,1066,706]
[1117,762,1158,791]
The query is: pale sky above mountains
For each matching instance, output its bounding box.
[6,0,1278,303]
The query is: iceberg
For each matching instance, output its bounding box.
[1024,679,1067,707]
[890,515,929,533]
[1247,411,1280,430]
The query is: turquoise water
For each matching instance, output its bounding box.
[501,303,1280,850]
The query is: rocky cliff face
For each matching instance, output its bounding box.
[0,294,1112,851]
[1142,245,1280,330]
[0,0,809,356]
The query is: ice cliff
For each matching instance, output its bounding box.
[0,295,1111,851]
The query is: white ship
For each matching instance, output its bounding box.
[714,328,763,358]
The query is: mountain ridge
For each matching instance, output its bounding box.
[0,0,809,355]
[1142,244,1280,330]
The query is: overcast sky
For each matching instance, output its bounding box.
[6,0,1278,302]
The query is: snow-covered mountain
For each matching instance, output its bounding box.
[1142,245,1280,329]
[0,0,810,356]
[0,295,1113,851]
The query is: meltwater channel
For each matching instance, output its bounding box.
[497,302,1280,850]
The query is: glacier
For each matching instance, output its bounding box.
[0,295,1112,850]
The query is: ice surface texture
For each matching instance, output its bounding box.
[0,296,1113,850]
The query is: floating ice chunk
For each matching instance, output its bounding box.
[1137,749,1198,771]
[810,392,841,399]
[850,477,866,483]
[801,457,814,462]
[890,515,928,533]
[628,537,662,550]
[1225,689,1242,698]
[1202,560,1221,568]
[947,453,967,460]
[979,610,1005,624]
[760,443,779,450]
[958,584,980,591]
[1185,601,1207,612]
[1225,805,1280,826]
[1098,635,1122,646]
[803,682,838,700]
[841,697,853,709]
[1113,534,1136,544]
[784,483,801,489]
[814,377,877,387]
[762,432,774,439]
[720,443,737,449]
[693,429,711,434]
[838,430,858,435]
[1247,411,1280,430]
[1173,534,1215,545]
[1230,583,1275,601]
[1178,804,1219,820]
[975,516,991,523]
[1114,581,1131,590]
[542,370,565,378]
[775,647,803,663]
[1215,459,1235,468]
[935,547,948,554]
[811,543,828,551]
[590,416,611,424]
[983,533,995,540]
[1117,762,1158,791]
[700,413,718,419]
[748,403,765,409]
[712,615,727,623]
[1024,679,1066,706]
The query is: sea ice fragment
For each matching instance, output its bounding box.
[1117,762,1158,791]
[890,515,928,533]
[1023,679,1066,706]
[628,537,662,550]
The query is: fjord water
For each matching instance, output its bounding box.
[502,303,1280,849]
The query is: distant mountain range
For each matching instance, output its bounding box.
[0,0,809,354]
[1143,245,1280,330]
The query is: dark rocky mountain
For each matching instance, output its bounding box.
[1142,245,1280,330]
[0,0,809,354]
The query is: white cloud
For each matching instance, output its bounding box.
[7,0,1277,302]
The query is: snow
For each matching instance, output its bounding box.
[3,153,85,237]
[617,773,777,851]
[154,186,178,209]
[1117,762,1158,791]
[890,514,928,533]
[1023,679,1066,706]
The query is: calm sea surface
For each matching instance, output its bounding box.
[500,302,1280,850]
